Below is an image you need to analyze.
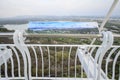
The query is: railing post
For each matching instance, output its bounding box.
[18,30,32,80]
[95,31,114,80]
[13,30,28,80]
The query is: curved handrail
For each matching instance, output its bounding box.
[18,30,32,79]
[13,30,28,80]
[98,31,114,80]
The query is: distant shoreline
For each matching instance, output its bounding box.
[0,16,120,25]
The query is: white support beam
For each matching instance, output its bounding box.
[77,48,108,79]
[99,0,119,32]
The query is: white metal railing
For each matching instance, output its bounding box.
[0,30,120,80]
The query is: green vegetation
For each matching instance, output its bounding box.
[28,28,99,34]
[105,22,120,33]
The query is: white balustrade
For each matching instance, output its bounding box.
[0,30,120,80]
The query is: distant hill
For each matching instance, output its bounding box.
[0,16,119,25]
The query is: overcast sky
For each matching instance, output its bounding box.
[0,0,120,18]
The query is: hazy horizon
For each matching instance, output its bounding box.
[0,0,120,18]
[0,15,120,19]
